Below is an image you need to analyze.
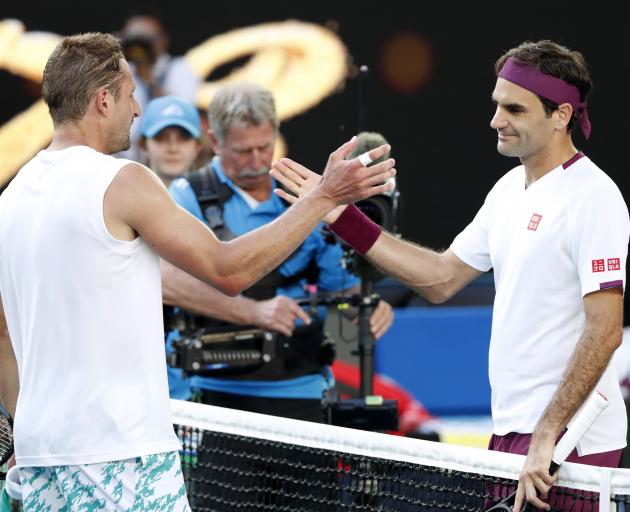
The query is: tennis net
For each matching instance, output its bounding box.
[172,399,630,511]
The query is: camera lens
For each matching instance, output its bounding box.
[121,35,157,65]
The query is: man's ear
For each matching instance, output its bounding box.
[94,88,112,116]
[556,102,574,131]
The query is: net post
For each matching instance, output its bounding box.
[599,467,612,511]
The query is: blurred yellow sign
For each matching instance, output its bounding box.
[0,19,348,187]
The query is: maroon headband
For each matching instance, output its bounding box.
[498,57,591,139]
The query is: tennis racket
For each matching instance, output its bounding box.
[486,391,609,511]
[0,399,14,479]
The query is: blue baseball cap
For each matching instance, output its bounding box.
[141,95,201,139]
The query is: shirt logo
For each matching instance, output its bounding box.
[527,213,542,231]
[608,258,621,271]
[592,259,605,272]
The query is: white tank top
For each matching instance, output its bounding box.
[0,145,180,467]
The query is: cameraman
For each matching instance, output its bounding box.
[118,13,200,161]
[162,82,394,421]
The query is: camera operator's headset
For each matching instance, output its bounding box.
[166,163,335,381]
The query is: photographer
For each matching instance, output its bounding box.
[162,82,394,421]
[118,13,200,161]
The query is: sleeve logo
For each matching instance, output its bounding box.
[608,258,621,271]
[527,213,542,231]
[592,259,605,272]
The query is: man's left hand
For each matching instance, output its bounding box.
[513,436,558,512]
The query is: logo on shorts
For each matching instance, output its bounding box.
[527,213,542,231]
[592,259,605,272]
[608,258,621,271]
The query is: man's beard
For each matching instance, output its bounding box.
[107,117,134,155]
[112,136,131,155]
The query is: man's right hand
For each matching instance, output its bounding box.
[250,296,311,336]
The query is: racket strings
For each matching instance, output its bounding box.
[0,416,13,456]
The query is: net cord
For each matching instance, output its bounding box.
[170,399,630,503]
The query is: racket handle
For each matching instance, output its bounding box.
[551,391,608,467]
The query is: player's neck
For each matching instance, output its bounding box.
[522,137,577,188]
[48,119,109,154]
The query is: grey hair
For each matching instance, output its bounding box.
[208,82,279,143]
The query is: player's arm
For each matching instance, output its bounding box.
[106,140,395,296]
[161,259,310,336]
[161,258,262,323]
[514,288,623,511]
[0,294,18,418]
[364,236,482,303]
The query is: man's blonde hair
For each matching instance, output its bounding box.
[42,32,125,126]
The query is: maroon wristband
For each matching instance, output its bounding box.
[328,204,382,255]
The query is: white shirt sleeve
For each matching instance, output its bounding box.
[569,180,630,297]
[450,194,493,272]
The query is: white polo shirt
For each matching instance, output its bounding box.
[451,153,629,455]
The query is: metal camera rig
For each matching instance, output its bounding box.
[319,175,401,432]
[167,325,279,377]
[318,64,403,432]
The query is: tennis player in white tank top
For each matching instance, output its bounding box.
[0,33,396,511]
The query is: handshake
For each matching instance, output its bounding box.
[270,135,395,220]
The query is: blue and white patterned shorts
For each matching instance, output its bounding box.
[19,451,190,511]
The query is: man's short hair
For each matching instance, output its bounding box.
[208,82,279,143]
[494,40,593,131]
[42,32,125,126]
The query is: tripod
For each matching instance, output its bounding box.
[356,264,379,397]
[321,255,399,432]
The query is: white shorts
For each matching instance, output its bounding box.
[19,451,190,511]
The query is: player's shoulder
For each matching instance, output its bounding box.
[566,157,629,223]
[115,160,158,183]
[108,161,165,199]
[568,156,625,202]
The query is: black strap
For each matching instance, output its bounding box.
[186,164,236,241]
